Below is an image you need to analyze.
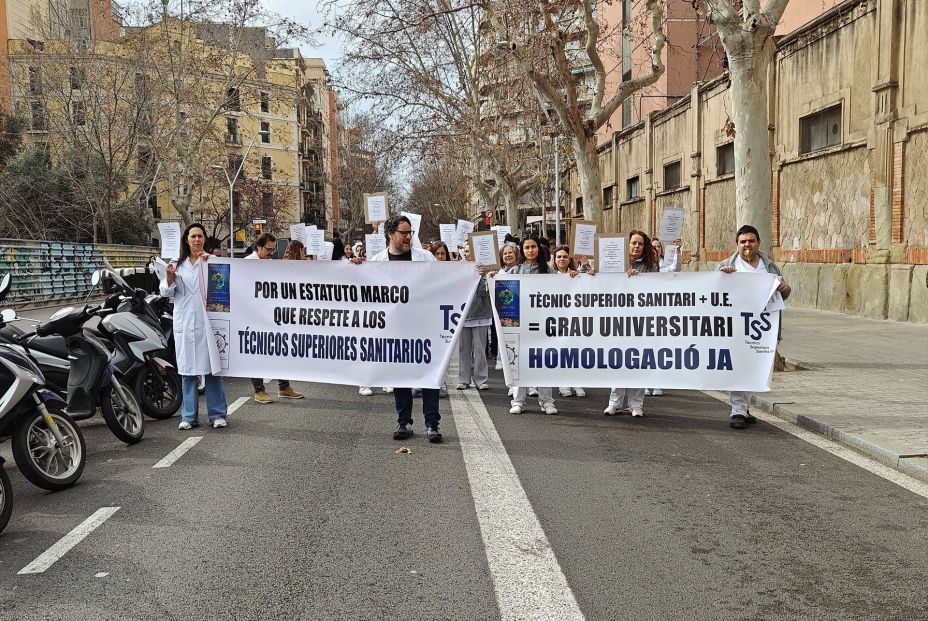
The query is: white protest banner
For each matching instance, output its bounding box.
[439,224,457,246]
[491,225,512,248]
[456,219,475,245]
[595,235,626,273]
[305,230,325,256]
[658,207,685,242]
[364,192,388,223]
[365,233,386,256]
[289,223,307,245]
[491,271,780,391]
[204,259,480,388]
[157,222,182,260]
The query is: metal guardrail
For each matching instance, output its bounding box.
[0,239,154,306]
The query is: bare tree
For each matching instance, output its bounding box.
[705,0,790,253]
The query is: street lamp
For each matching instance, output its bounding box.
[212,135,258,258]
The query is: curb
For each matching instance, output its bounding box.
[750,393,928,485]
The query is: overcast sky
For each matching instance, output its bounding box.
[265,0,343,72]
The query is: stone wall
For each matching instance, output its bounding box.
[703,179,735,253]
[779,146,870,250]
[619,199,648,234]
[904,130,928,247]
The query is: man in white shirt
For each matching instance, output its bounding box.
[245,233,305,404]
[718,225,792,429]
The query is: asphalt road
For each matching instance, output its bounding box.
[1,372,926,621]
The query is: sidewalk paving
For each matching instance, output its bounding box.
[745,307,928,482]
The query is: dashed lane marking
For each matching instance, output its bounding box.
[18,507,121,575]
[153,437,204,469]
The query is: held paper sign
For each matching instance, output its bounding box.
[491,225,512,248]
[365,233,386,256]
[594,235,626,273]
[660,245,678,271]
[439,224,457,246]
[204,259,480,388]
[364,193,388,224]
[158,222,182,260]
[289,223,307,245]
[306,230,325,257]
[658,207,685,242]
[468,231,500,270]
[400,211,422,235]
[456,219,475,245]
[570,220,598,257]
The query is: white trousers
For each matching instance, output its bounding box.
[730,391,752,417]
[458,326,489,386]
[511,387,554,408]
[608,388,645,409]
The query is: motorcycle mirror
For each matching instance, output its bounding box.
[91,270,102,286]
[1,308,15,323]
[0,273,10,301]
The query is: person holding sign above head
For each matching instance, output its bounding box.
[456,242,491,392]
[160,223,229,430]
[362,214,444,443]
[718,225,792,430]
[551,245,589,399]
[603,230,659,419]
[245,233,306,404]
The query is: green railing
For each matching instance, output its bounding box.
[0,239,154,306]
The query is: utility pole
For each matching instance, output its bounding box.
[213,135,258,257]
[554,137,561,246]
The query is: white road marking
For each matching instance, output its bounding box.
[702,390,928,500]
[153,437,203,469]
[449,388,586,621]
[18,507,121,575]
[227,396,249,416]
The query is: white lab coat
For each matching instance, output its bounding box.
[159,259,214,376]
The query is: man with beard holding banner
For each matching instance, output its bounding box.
[365,215,444,443]
[719,225,792,429]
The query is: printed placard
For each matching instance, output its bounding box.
[364,192,389,224]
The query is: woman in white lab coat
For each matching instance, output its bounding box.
[161,223,229,430]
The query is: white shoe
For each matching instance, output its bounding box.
[494,361,503,370]
[630,407,644,418]
[528,388,538,397]
[456,383,469,390]
[509,405,523,415]
[651,389,664,396]
[383,387,394,393]
[543,405,558,415]
[558,387,572,397]
[574,388,586,397]
[477,383,489,390]
[359,387,373,396]
[212,418,227,428]
[603,405,618,415]
[178,421,193,430]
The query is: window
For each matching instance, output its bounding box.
[663,161,681,190]
[603,186,614,209]
[28,66,42,94]
[260,92,269,113]
[228,154,245,178]
[574,196,583,217]
[232,190,241,212]
[261,156,272,180]
[69,66,85,90]
[717,142,735,176]
[260,121,271,143]
[626,175,640,199]
[261,191,273,209]
[226,87,240,111]
[147,193,160,219]
[800,104,842,154]
[226,117,239,143]
[71,100,85,126]
[30,101,46,130]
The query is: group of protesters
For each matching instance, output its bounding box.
[160,215,791,439]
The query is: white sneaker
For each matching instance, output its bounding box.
[651,389,664,396]
[383,387,394,393]
[477,383,489,390]
[574,388,586,397]
[509,405,523,415]
[178,421,193,430]
[212,418,227,428]
[630,407,644,418]
[603,405,618,415]
[543,405,558,415]
[558,387,573,397]
[528,388,538,397]
[494,361,503,370]
[456,383,469,390]
[644,389,653,396]
[359,387,373,396]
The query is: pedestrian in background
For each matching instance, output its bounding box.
[161,222,228,430]
[283,240,306,260]
[457,242,490,392]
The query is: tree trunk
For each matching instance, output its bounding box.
[499,184,519,232]
[573,135,603,223]
[724,33,774,253]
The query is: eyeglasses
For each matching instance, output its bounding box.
[393,230,413,237]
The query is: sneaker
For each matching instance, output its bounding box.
[383,387,394,394]
[603,405,619,416]
[730,414,747,429]
[477,383,489,390]
[651,389,664,397]
[212,418,227,428]
[644,388,653,396]
[278,386,304,399]
[456,383,468,390]
[528,388,538,397]
[509,405,523,415]
[411,388,422,398]
[630,407,643,418]
[178,420,197,430]
[574,388,586,397]
[559,387,573,397]
[494,361,503,370]
[254,390,274,404]
[358,387,373,396]
[427,426,443,443]
[393,423,413,440]
[543,405,558,415]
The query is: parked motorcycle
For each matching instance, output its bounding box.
[0,275,86,494]
[0,456,11,534]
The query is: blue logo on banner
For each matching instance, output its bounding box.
[495,280,520,327]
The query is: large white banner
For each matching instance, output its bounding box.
[203,259,480,388]
[491,272,781,391]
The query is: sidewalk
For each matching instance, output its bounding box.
[746,307,928,482]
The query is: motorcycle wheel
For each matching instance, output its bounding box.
[100,380,145,444]
[0,464,12,534]
[135,364,182,420]
[11,409,86,491]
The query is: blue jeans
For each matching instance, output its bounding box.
[181,374,227,424]
[394,388,440,429]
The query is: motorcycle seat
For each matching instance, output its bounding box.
[25,334,69,359]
